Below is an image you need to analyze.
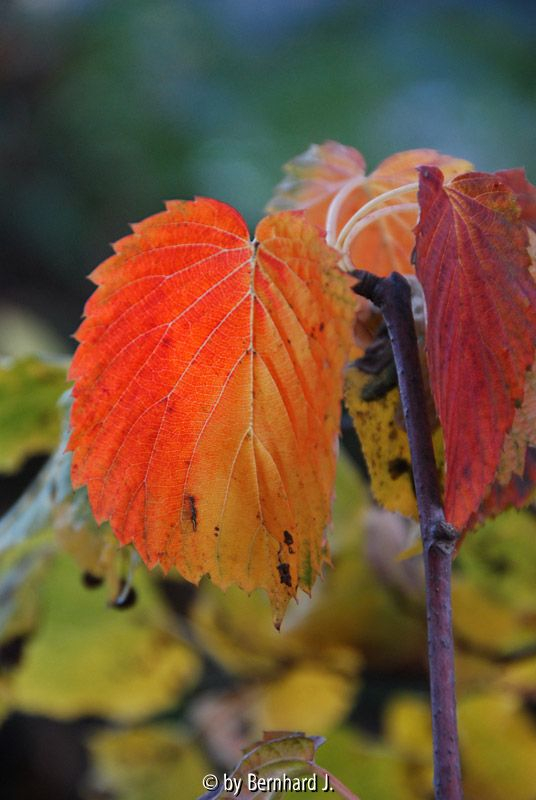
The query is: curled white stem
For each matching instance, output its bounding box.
[335,181,420,251]
[341,202,419,268]
[325,173,366,247]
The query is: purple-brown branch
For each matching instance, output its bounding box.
[353,270,463,800]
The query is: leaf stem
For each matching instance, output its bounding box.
[335,181,419,250]
[340,202,419,271]
[352,270,463,800]
[325,173,366,246]
[311,765,361,799]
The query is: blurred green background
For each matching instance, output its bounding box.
[2,0,535,355]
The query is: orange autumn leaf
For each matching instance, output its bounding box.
[414,167,536,532]
[266,140,366,229]
[268,143,472,277]
[68,199,356,624]
[268,145,471,355]
[337,149,472,278]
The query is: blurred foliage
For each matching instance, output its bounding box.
[1,389,536,797]
[87,724,210,800]
[2,554,201,722]
[0,356,67,474]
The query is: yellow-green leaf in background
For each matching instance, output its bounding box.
[385,691,536,800]
[256,661,360,734]
[0,356,67,473]
[345,367,444,520]
[5,553,200,721]
[0,542,54,652]
[88,725,210,800]
[53,485,135,603]
[498,655,536,699]
[459,692,536,800]
[384,695,434,798]
[456,507,536,611]
[452,508,536,659]
[311,727,419,800]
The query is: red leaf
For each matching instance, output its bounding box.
[414,167,536,531]
[495,168,536,231]
[341,150,473,278]
[268,144,471,351]
[68,199,355,623]
[467,230,536,526]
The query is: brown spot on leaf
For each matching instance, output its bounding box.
[388,457,411,480]
[277,562,292,587]
[283,530,295,553]
[187,495,198,531]
[283,530,293,546]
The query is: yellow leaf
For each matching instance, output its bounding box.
[384,695,434,797]
[6,554,200,721]
[54,491,130,602]
[459,692,536,800]
[88,725,210,800]
[453,508,536,657]
[499,656,536,699]
[0,543,53,648]
[257,661,360,734]
[345,366,444,521]
[209,731,328,800]
[345,366,414,516]
[452,579,536,658]
[384,691,536,800]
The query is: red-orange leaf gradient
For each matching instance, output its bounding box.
[268,143,472,277]
[68,199,356,623]
[414,168,536,531]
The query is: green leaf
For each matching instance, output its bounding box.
[314,727,419,800]
[0,543,54,652]
[0,391,73,557]
[0,356,67,474]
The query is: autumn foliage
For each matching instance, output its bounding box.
[68,200,355,622]
[67,141,536,625]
